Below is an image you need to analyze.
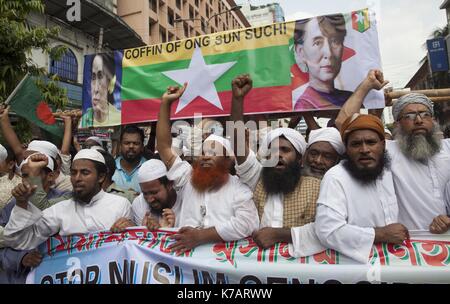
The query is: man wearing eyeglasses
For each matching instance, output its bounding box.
[335,73,450,233]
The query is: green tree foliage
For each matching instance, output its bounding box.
[0,0,68,107]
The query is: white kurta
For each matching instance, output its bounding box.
[167,157,259,241]
[386,139,450,230]
[445,181,450,212]
[3,190,131,250]
[235,150,284,228]
[236,150,323,256]
[131,193,182,227]
[313,162,399,264]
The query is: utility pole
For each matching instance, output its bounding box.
[97,27,104,53]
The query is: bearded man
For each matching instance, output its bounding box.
[2,149,132,250]
[335,72,450,232]
[313,114,408,263]
[112,125,147,193]
[230,74,344,253]
[156,85,259,253]
[131,159,180,229]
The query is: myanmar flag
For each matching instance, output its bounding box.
[7,75,63,137]
[119,23,295,124]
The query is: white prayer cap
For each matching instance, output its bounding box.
[204,134,234,156]
[260,128,307,156]
[90,145,105,152]
[19,153,54,172]
[307,128,345,155]
[86,136,102,146]
[27,140,58,160]
[73,149,105,164]
[392,93,433,121]
[0,144,7,163]
[138,159,167,183]
[384,128,392,136]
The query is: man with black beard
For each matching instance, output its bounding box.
[2,149,132,250]
[335,72,450,232]
[112,125,147,193]
[231,74,327,252]
[312,114,409,263]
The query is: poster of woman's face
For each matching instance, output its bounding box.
[291,10,384,111]
[81,52,122,128]
[292,14,352,111]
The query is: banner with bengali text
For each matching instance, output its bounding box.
[26,229,450,284]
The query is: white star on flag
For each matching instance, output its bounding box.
[356,12,365,24]
[162,47,237,113]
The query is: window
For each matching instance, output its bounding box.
[189,5,194,19]
[195,0,199,8]
[49,47,78,82]
[184,23,189,37]
[176,0,181,9]
[201,17,206,33]
[160,27,167,43]
[168,8,174,26]
[149,0,157,11]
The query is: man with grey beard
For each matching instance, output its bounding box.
[335,71,450,232]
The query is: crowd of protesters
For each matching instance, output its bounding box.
[0,69,449,283]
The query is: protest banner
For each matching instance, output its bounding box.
[81,8,383,128]
[27,229,450,284]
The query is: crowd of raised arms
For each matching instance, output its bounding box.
[0,69,449,283]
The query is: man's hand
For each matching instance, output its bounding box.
[0,105,10,121]
[26,153,49,176]
[252,227,291,249]
[429,215,450,234]
[110,217,135,233]
[362,69,389,92]
[11,182,37,208]
[374,223,409,244]
[142,212,161,230]
[162,84,187,105]
[160,208,175,228]
[21,251,43,268]
[231,74,253,99]
[168,227,204,254]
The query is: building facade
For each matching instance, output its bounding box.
[28,0,145,109]
[117,0,251,45]
[240,2,284,27]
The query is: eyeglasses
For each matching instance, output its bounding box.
[399,111,432,121]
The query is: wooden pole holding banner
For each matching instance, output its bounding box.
[387,88,450,103]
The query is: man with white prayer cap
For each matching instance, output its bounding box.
[229,74,324,250]
[335,72,450,232]
[305,114,408,263]
[131,159,181,230]
[0,152,65,283]
[156,84,259,253]
[25,140,73,193]
[2,149,132,251]
[0,144,21,211]
[83,136,103,149]
[303,127,344,178]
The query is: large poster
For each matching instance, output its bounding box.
[81,8,383,128]
[26,229,450,284]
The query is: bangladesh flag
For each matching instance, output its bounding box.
[7,75,63,137]
[119,23,295,124]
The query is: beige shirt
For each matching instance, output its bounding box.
[0,174,21,211]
